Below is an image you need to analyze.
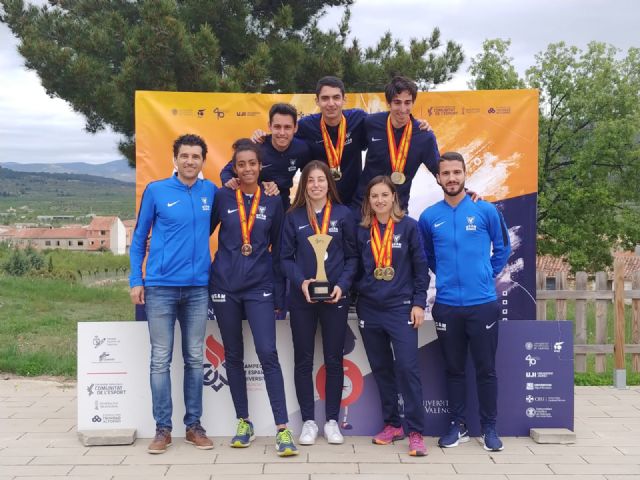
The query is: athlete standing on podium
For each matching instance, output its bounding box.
[209,139,298,457]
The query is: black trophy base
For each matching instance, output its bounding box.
[309,281,333,301]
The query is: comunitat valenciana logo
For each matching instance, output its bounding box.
[203,335,228,392]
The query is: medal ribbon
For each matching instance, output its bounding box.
[236,187,261,246]
[310,200,332,235]
[386,114,413,174]
[320,114,347,170]
[370,218,394,269]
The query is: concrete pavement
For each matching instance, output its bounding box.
[1,378,639,479]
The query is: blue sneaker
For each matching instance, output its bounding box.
[230,418,255,448]
[438,422,469,448]
[482,425,504,451]
[276,428,299,457]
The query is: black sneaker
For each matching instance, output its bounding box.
[438,421,469,448]
[482,425,504,451]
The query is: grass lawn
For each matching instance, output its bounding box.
[0,276,133,377]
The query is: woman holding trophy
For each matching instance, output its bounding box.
[209,139,298,457]
[281,160,358,446]
[355,175,429,457]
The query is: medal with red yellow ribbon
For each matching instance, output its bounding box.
[236,187,261,256]
[386,114,413,185]
[310,200,332,235]
[320,114,347,181]
[370,217,395,281]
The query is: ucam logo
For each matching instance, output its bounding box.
[392,234,402,248]
[203,335,228,392]
[329,220,339,233]
[256,206,267,220]
[465,216,477,231]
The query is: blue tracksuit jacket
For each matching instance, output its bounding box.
[418,195,511,306]
[296,109,368,206]
[129,174,217,287]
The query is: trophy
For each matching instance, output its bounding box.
[307,233,333,301]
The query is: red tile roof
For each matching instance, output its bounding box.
[537,252,640,280]
[87,216,117,230]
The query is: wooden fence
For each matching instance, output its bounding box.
[536,259,640,373]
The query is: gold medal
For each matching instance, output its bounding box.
[236,187,261,258]
[330,167,342,181]
[241,243,253,256]
[374,267,385,280]
[390,171,406,185]
[382,266,395,281]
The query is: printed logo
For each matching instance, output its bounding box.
[288,159,297,172]
[87,383,126,396]
[525,354,538,366]
[526,407,536,418]
[465,216,477,231]
[262,292,272,297]
[525,342,533,350]
[435,321,447,332]
[92,415,102,423]
[98,352,111,362]
[203,335,229,391]
[197,109,205,118]
[392,234,402,249]
[485,321,496,330]
[167,201,180,208]
[201,197,208,205]
[371,137,382,142]
[554,341,564,353]
[298,224,309,230]
[87,384,95,396]
[93,336,105,348]
[256,206,267,220]
[211,293,226,303]
[262,163,272,169]
[358,319,365,328]
[434,221,445,228]
[227,208,238,214]
[329,220,339,233]
[525,394,535,403]
[201,197,210,211]
[213,107,225,119]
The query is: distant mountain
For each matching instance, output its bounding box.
[1,160,135,183]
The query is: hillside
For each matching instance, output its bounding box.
[0,167,135,222]
[1,160,135,183]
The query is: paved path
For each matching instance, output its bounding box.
[1,378,639,479]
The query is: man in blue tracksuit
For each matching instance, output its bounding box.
[352,76,440,213]
[418,151,511,452]
[220,103,311,210]
[129,134,217,454]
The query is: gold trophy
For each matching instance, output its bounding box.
[307,233,333,301]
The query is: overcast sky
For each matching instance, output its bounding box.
[0,0,637,165]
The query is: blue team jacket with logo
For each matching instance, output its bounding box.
[280,204,358,308]
[209,187,285,308]
[418,195,511,306]
[352,112,439,212]
[355,216,429,310]
[129,174,217,287]
[219,136,311,209]
[296,109,368,206]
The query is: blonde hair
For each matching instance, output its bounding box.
[360,175,405,228]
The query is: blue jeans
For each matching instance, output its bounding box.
[144,286,208,430]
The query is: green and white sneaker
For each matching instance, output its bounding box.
[230,418,255,448]
[276,428,299,457]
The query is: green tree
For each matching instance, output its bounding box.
[3,249,29,276]
[469,39,640,271]
[0,0,464,166]
[468,39,524,90]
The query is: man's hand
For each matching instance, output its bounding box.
[416,118,433,132]
[409,306,425,329]
[301,279,317,303]
[325,285,342,304]
[262,181,280,196]
[130,286,145,305]
[251,129,267,144]
[224,178,240,190]
[466,189,482,202]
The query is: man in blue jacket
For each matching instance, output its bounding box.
[130,134,217,454]
[418,152,511,452]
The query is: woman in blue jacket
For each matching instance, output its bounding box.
[209,139,298,457]
[281,160,358,445]
[355,175,429,457]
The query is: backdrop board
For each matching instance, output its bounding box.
[78,320,573,437]
[135,89,539,321]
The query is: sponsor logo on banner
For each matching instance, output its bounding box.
[245,363,264,388]
[87,383,126,396]
[203,335,228,392]
[554,341,564,352]
[94,400,119,411]
[461,107,481,114]
[487,106,511,114]
[526,371,554,379]
[197,109,205,118]
[236,111,260,117]
[526,382,553,391]
[171,108,193,116]
[93,336,120,348]
[526,407,553,418]
[423,399,449,414]
[93,336,106,348]
[525,354,539,366]
[213,107,225,119]
[427,106,458,116]
[91,413,122,424]
[525,341,551,351]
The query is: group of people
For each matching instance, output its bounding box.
[129,75,511,458]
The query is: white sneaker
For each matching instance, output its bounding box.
[324,419,344,444]
[299,420,318,445]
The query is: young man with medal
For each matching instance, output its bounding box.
[352,76,440,214]
[418,152,511,452]
[209,139,299,457]
[280,161,358,446]
[220,103,311,210]
[354,175,429,457]
[129,134,216,454]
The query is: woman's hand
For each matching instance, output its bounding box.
[325,285,342,304]
[301,279,317,303]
